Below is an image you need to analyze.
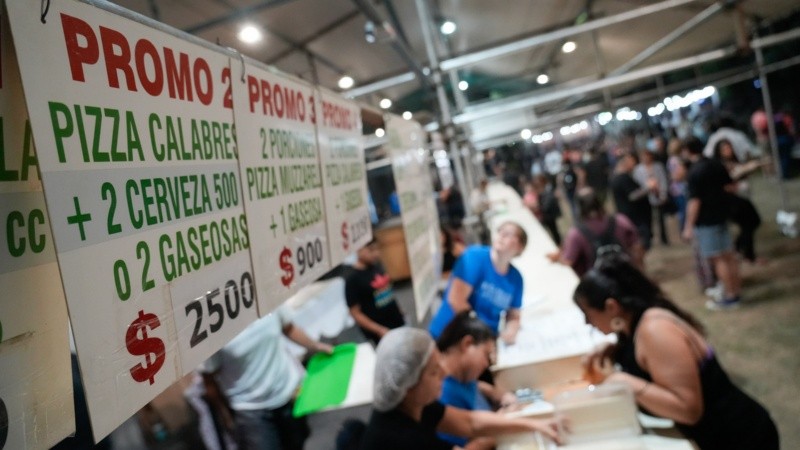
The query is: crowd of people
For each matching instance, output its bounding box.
[486,108,796,309]
[176,109,788,450]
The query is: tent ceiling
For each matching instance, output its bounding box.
[112,0,799,145]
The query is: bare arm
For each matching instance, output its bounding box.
[682,198,700,241]
[655,165,669,202]
[282,322,333,354]
[447,277,474,314]
[606,318,704,424]
[437,407,560,443]
[201,372,235,431]
[478,381,516,408]
[575,166,587,189]
[628,185,650,201]
[629,167,651,201]
[348,304,390,339]
[500,309,521,345]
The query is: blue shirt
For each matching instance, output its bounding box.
[429,246,524,337]
[438,376,492,446]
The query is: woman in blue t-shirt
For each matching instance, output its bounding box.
[429,221,527,345]
[436,312,519,448]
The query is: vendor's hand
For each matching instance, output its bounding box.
[584,354,615,385]
[646,178,658,191]
[499,392,517,408]
[582,344,616,384]
[528,417,561,444]
[546,251,561,263]
[314,342,334,355]
[500,327,517,346]
[603,371,631,387]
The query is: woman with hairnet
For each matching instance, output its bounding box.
[359,328,559,449]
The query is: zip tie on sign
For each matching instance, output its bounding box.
[41,0,51,23]
[238,50,246,83]
[225,46,246,83]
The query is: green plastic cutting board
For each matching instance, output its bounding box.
[293,343,358,417]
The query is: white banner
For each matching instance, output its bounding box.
[316,88,372,262]
[231,62,331,315]
[0,13,74,449]
[386,115,441,321]
[5,1,258,440]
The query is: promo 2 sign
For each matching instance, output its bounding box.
[5,1,258,440]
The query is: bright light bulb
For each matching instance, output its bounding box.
[375,128,385,138]
[520,129,532,140]
[379,98,392,109]
[537,74,549,85]
[562,41,577,53]
[402,111,413,120]
[238,25,262,44]
[338,76,354,89]
[458,80,469,91]
[440,21,457,35]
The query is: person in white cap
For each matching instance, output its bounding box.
[359,328,559,449]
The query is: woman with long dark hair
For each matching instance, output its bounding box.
[573,255,778,450]
[712,139,764,264]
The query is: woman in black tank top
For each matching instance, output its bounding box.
[572,255,779,450]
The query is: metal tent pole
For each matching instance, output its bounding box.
[414,0,471,216]
[609,1,726,76]
[754,37,789,211]
[345,0,699,98]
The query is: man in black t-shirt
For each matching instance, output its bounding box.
[682,138,741,309]
[345,239,405,344]
[582,148,611,205]
[611,153,653,250]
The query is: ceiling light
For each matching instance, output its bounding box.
[238,25,263,44]
[338,76,354,89]
[520,129,532,140]
[458,80,468,91]
[440,21,457,35]
[403,111,413,120]
[364,20,376,43]
[375,128,385,138]
[379,98,392,109]
[562,41,577,53]
[537,74,549,85]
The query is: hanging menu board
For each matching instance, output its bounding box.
[316,89,372,262]
[231,63,331,314]
[386,115,441,320]
[0,15,74,449]
[5,0,258,440]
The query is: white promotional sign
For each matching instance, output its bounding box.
[231,62,330,315]
[0,15,74,449]
[5,1,258,440]
[316,89,372,262]
[386,115,441,320]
